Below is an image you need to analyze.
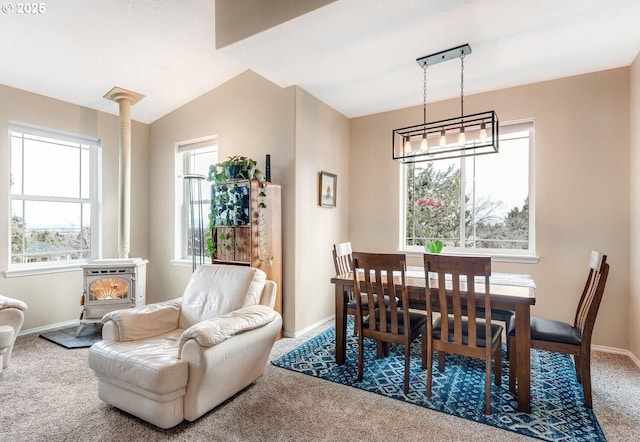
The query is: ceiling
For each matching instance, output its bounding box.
[1,0,639,124]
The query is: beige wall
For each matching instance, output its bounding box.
[630,53,640,359]
[350,68,630,350]
[0,84,150,331]
[147,70,296,325]
[146,72,349,335]
[293,87,350,332]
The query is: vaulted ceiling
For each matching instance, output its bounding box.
[1,0,638,124]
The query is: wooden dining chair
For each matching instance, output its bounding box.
[423,253,502,415]
[333,242,353,276]
[508,250,609,408]
[351,252,427,394]
[333,242,362,334]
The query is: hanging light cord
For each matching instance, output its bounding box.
[460,50,465,117]
[423,63,428,125]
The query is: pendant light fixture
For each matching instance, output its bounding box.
[392,44,499,163]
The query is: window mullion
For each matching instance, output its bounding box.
[459,158,466,248]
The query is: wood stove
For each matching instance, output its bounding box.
[77,258,147,335]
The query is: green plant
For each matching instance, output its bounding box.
[207,155,258,184]
[425,240,443,253]
[256,181,274,266]
[206,182,245,257]
[205,158,271,259]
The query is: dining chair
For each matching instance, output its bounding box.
[351,252,427,394]
[423,253,502,415]
[508,250,609,408]
[333,242,361,334]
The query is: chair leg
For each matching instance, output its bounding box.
[438,351,446,372]
[574,354,582,384]
[580,351,593,408]
[422,330,427,369]
[404,342,411,394]
[485,356,492,415]
[426,340,433,398]
[508,335,516,394]
[357,333,364,382]
[494,345,502,387]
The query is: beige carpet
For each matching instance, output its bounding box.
[1,323,638,441]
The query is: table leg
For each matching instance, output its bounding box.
[335,282,347,365]
[514,303,531,413]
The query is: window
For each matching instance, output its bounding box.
[9,122,101,270]
[403,120,534,259]
[177,137,218,261]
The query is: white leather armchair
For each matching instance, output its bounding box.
[0,295,28,370]
[88,264,282,429]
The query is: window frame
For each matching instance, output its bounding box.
[173,136,218,265]
[400,120,537,263]
[7,122,102,276]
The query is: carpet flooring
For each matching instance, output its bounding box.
[272,322,605,442]
[1,321,638,441]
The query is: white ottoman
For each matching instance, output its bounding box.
[0,325,15,373]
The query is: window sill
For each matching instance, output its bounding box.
[171,259,210,268]
[403,249,539,264]
[4,261,87,278]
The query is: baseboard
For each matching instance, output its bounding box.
[592,344,640,369]
[19,319,80,337]
[282,316,334,339]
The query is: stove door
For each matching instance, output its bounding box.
[88,276,130,303]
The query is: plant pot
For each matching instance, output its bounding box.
[227,165,242,179]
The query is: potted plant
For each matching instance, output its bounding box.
[205,156,268,258]
[208,155,259,184]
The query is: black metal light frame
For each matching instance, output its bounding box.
[392,44,499,163]
[392,110,499,163]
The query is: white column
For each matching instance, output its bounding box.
[104,87,144,259]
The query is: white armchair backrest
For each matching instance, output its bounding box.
[178,264,267,329]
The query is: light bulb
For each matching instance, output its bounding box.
[404,136,412,154]
[420,133,428,151]
[439,128,446,147]
[458,127,466,147]
[479,121,487,143]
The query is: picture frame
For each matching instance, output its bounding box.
[319,171,337,208]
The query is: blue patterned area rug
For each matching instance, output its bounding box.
[272,321,605,442]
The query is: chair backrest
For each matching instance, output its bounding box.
[574,251,609,341]
[178,264,267,329]
[333,242,353,275]
[424,254,492,348]
[351,252,407,336]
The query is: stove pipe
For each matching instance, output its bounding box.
[104,87,144,259]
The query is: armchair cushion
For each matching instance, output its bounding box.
[89,329,188,395]
[179,304,278,352]
[179,264,266,329]
[103,299,181,342]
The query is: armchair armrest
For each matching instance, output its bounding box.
[178,304,279,354]
[102,298,182,342]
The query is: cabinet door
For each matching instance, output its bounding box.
[211,182,250,226]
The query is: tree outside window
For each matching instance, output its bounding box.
[404,121,534,256]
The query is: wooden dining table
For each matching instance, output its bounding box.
[331,267,536,413]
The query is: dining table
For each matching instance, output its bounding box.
[331,267,536,413]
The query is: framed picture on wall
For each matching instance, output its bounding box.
[319,171,337,208]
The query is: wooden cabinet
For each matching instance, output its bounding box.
[210,180,282,323]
